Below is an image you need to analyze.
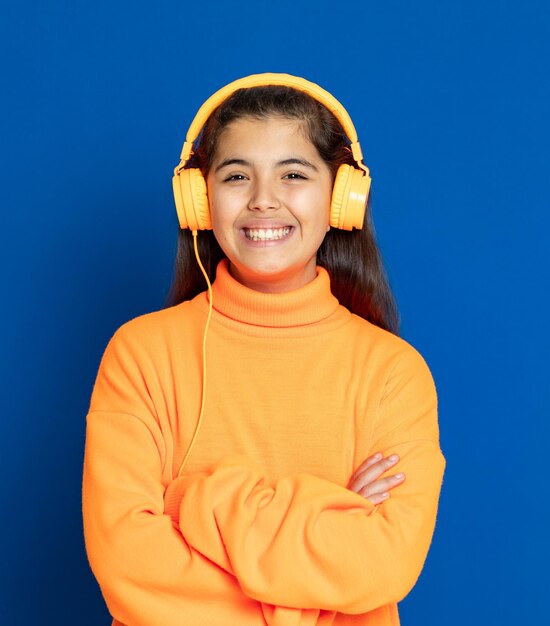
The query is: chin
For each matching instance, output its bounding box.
[229,259,317,293]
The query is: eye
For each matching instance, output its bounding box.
[223,173,248,182]
[284,171,307,180]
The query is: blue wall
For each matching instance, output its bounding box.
[1,1,548,623]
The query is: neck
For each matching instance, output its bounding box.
[191,258,349,331]
[227,260,318,294]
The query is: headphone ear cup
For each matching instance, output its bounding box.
[172,168,212,230]
[330,164,353,230]
[172,171,187,229]
[330,164,371,231]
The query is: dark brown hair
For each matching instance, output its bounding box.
[164,85,400,334]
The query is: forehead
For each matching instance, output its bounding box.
[213,116,316,159]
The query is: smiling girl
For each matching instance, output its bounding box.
[83,74,445,626]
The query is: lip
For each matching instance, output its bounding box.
[240,220,294,229]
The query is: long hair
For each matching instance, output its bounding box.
[164,85,400,335]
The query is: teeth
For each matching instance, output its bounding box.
[244,227,291,241]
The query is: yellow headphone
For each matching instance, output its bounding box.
[172,72,371,232]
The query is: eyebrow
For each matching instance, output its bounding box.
[215,158,249,172]
[214,157,319,173]
[279,158,319,172]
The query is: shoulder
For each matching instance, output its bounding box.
[115,302,183,337]
[104,297,204,358]
[346,312,433,380]
[347,318,442,445]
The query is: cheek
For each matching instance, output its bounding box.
[211,212,231,245]
[209,196,240,248]
[303,186,332,228]
[209,184,240,218]
[208,189,228,227]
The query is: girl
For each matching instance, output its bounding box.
[82,73,445,626]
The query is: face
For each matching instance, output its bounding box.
[206,116,333,293]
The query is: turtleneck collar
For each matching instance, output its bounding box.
[204,258,343,329]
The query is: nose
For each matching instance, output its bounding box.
[247,177,281,212]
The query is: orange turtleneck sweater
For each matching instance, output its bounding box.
[82,258,445,626]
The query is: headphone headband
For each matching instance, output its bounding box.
[175,72,367,173]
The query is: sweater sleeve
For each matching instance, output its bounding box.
[173,345,446,615]
[81,326,264,626]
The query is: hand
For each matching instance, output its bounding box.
[347,452,406,505]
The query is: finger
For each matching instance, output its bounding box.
[347,452,383,487]
[349,454,400,491]
[358,472,406,499]
[365,491,390,505]
[353,451,384,476]
[348,452,397,485]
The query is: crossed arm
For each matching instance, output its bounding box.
[82,328,445,624]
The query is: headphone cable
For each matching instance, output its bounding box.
[177,230,213,478]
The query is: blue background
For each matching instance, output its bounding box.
[1,0,548,624]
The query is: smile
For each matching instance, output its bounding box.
[243,227,292,241]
